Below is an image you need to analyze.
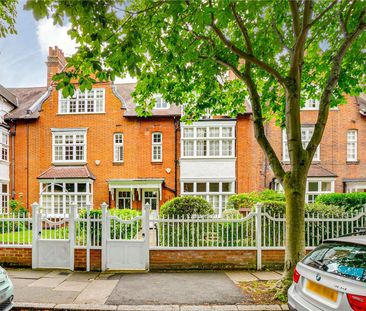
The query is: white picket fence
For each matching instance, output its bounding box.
[0,203,365,269]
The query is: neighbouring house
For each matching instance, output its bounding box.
[0,46,365,216]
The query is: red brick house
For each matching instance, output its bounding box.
[1,46,365,215]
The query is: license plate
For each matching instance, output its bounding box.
[306,279,338,302]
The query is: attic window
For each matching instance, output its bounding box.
[302,99,319,110]
[154,95,170,109]
[59,89,105,114]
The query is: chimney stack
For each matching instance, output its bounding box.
[46,46,66,86]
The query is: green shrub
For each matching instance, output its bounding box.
[260,201,286,214]
[315,193,366,212]
[159,196,214,217]
[9,199,28,216]
[227,190,285,210]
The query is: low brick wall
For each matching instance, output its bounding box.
[0,247,286,271]
[74,249,101,271]
[150,249,257,270]
[0,247,32,267]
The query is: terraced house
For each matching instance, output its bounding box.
[1,46,366,216]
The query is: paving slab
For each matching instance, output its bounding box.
[67,272,100,282]
[55,304,117,310]
[118,305,179,311]
[281,305,289,310]
[106,272,247,305]
[251,271,282,281]
[43,270,72,279]
[74,279,119,304]
[225,271,258,284]
[180,306,239,311]
[29,276,66,288]
[54,281,90,292]
[7,269,51,279]
[14,286,79,304]
[237,305,282,310]
[11,277,36,287]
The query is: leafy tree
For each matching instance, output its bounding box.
[0,0,17,38]
[24,0,365,285]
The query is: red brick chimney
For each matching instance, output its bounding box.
[46,46,66,86]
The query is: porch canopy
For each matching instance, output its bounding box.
[107,178,164,200]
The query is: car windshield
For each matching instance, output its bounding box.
[302,241,366,283]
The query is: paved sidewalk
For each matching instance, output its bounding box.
[9,269,286,311]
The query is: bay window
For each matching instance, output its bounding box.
[306,179,334,203]
[181,180,235,215]
[40,181,93,216]
[181,124,235,158]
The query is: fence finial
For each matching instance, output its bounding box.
[31,202,39,213]
[101,202,108,211]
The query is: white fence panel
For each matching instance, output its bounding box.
[0,212,32,247]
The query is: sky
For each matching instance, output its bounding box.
[0,1,134,88]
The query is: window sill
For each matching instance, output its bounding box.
[53,161,87,166]
[346,161,359,165]
[113,162,124,166]
[151,161,163,165]
[57,112,106,116]
[0,160,9,165]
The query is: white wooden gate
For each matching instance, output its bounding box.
[31,202,75,270]
[101,203,150,271]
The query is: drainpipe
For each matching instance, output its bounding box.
[26,123,29,208]
[174,117,179,196]
[10,123,16,199]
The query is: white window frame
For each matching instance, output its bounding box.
[0,182,9,214]
[58,88,105,114]
[346,182,366,193]
[302,99,320,110]
[305,178,335,203]
[154,95,170,109]
[0,131,9,162]
[39,180,93,217]
[152,132,162,162]
[181,122,236,159]
[116,191,132,209]
[282,127,320,162]
[347,129,358,162]
[114,133,124,163]
[181,180,235,216]
[52,129,87,164]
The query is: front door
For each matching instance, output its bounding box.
[143,190,158,218]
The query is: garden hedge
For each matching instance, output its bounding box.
[315,193,366,212]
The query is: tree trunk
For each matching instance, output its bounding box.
[283,177,306,280]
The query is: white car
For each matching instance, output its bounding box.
[288,233,366,311]
[0,267,13,311]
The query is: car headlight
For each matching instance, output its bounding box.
[0,267,8,279]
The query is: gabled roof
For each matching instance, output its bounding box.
[5,86,49,120]
[356,96,366,116]
[0,84,18,107]
[114,83,182,117]
[38,165,96,180]
[283,164,337,177]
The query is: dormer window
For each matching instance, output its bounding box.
[59,88,105,114]
[154,95,169,109]
[302,99,319,110]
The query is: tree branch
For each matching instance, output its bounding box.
[308,0,338,28]
[272,20,292,52]
[209,20,287,87]
[289,0,301,37]
[307,14,366,157]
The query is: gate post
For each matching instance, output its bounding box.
[255,203,262,270]
[86,202,92,272]
[101,202,108,272]
[69,202,77,271]
[31,202,39,269]
[143,203,151,271]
